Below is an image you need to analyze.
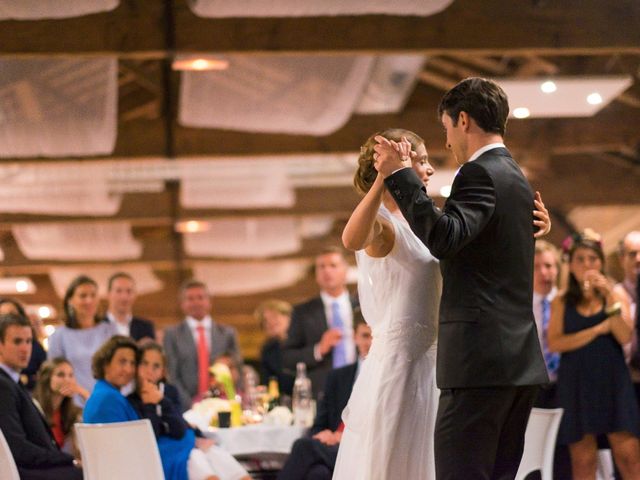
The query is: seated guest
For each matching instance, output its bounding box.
[0,313,82,480]
[32,358,86,456]
[83,335,195,480]
[255,299,294,395]
[105,271,156,342]
[129,342,251,480]
[48,275,116,405]
[0,297,47,390]
[278,315,372,480]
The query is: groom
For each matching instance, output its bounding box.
[375,77,548,479]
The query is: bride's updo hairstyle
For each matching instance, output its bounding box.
[354,128,425,196]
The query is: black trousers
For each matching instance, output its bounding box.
[18,465,83,480]
[434,385,539,480]
[277,437,339,480]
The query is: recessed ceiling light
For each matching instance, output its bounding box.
[175,220,211,233]
[513,107,531,119]
[38,306,52,318]
[0,277,36,294]
[540,81,557,93]
[586,92,603,105]
[172,56,229,72]
[499,76,632,118]
[440,185,452,198]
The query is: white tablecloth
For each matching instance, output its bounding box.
[205,424,306,456]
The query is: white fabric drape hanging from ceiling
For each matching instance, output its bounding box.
[188,0,454,18]
[193,259,310,296]
[0,57,118,158]
[12,221,142,261]
[48,264,162,298]
[0,0,119,20]
[179,54,375,135]
[180,160,295,209]
[183,215,334,258]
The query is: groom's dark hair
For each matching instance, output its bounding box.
[438,77,509,137]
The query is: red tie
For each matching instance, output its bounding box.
[196,324,210,396]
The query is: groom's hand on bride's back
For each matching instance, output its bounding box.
[313,429,342,446]
[317,328,343,357]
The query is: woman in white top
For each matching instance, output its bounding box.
[333,128,441,480]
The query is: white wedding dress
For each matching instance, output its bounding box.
[333,205,441,480]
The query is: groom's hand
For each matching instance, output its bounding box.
[373,135,410,178]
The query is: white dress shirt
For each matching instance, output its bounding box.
[467,142,506,163]
[106,311,132,337]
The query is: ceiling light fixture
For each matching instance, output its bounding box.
[440,185,452,198]
[0,277,36,294]
[540,80,557,93]
[175,220,211,233]
[512,107,531,119]
[172,56,230,72]
[586,92,603,105]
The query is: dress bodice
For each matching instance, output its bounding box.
[356,206,441,359]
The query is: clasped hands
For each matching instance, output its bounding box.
[373,136,414,178]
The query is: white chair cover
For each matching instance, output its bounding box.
[188,0,454,17]
[75,420,164,480]
[515,408,563,480]
[0,429,20,480]
[0,0,118,20]
[0,57,117,158]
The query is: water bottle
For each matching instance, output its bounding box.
[292,362,314,427]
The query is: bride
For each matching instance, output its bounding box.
[333,128,440,479]
[333,128,551,479]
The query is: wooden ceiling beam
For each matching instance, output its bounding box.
[1,0,638,56]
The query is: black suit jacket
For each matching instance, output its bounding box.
[0,368,74,469]
[129,316,156,341]
[311,362,358,435]
[386,147,548,388]
[282,296,358,399]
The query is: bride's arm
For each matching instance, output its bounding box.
[342,174,395,257]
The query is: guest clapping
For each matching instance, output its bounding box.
[548,229,640,478]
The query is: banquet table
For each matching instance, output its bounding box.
[206,424,307,456]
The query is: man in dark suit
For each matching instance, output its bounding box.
[282,246,358,399]
[0,313,82,480]
[278,318,372,480]
[375,77,548,479]
[163,279,242,410]
[105,271,155,342]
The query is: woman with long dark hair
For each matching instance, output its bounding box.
[48,275,115,404]
[549,229,640,478]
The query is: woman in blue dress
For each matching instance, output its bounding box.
[548,229,640,479]
[83,335,195,480]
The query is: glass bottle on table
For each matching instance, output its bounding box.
[292,362,313,427]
